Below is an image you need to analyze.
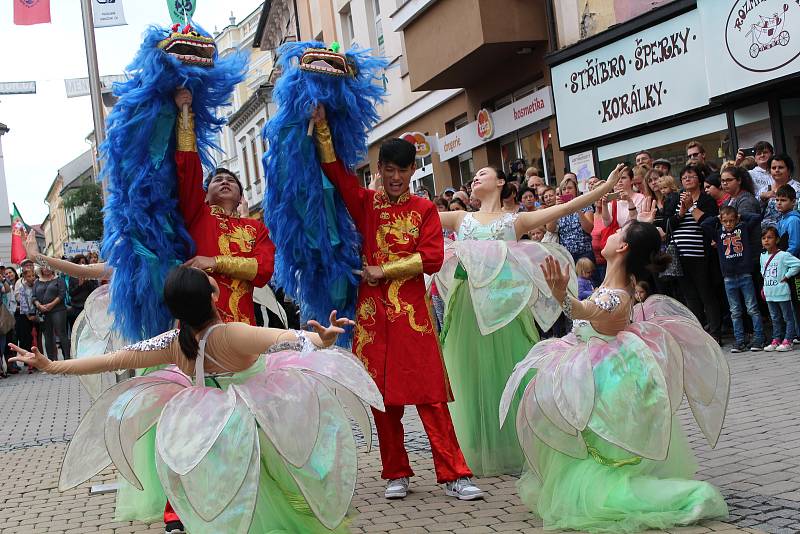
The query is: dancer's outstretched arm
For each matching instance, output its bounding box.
[514,164,624,239]
[24,231,111,280]
[9,311,354,375]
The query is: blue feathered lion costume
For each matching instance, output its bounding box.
[102,24,246,341]
[262,42,387,344]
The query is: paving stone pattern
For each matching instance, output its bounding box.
[1,346,795,533]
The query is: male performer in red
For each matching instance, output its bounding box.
[161,90,275,534]
[174,88,274,325]
[312,105,483,500]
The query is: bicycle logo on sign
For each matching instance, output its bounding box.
[745,4,790,57]
[726,1,800,72]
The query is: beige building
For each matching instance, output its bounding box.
[212,5,275,218]
[43,150,94,257]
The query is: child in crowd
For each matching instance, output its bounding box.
[702,206,765,352]
[634,280,651,303]
[761,226,800,352]
[776,184,800,257]
[528,227,545,241]
[576,257,595,300]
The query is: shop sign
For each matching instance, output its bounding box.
[551,10,709,147]
[64,241,101,257]
[568,150,597,191]
[400,131,433,158]
[476,109,494,140]
[438,87,553,161]
[699,0,800,97]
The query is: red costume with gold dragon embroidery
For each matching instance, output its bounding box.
[315,122,472,484]
[175,114,275,325]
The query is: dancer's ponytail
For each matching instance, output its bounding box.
[164,265,218,360]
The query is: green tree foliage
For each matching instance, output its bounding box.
[63,181,104,242]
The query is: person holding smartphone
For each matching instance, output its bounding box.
[736,140,775,198]
[548,174,594,263]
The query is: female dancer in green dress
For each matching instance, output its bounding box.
[435,164,622,476]
[501,220,729,531]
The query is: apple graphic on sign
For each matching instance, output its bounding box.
[477,108,494,140]
[401,132,431,158]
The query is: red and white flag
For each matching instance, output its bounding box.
[13,0,51,26]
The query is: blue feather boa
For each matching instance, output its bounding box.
[263,42,387,345]
[101,24,246,341]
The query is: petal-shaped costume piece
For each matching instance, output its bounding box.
[59,376,167,491]
[660,318,719,406]
[330,382,374,452]
[156,386,235,475]
[516,399,542,479]
[626,321,684,413]
[105,381,184,490]
[522,379,587,459]
[234,368,321,468]
[534,353,579,435]
[435,239,576,335]
[71,285,127,400]
[157,431,260,534]
[277,380,357,530]
[499,337,574,426]
[633,294,701,326]
[268,347,385,411]
[588,333,671,460]
[181,394,256,522]
[553,344,595,431]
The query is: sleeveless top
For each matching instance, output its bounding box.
[457,212,518,241]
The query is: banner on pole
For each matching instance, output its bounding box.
[167,0,196,24]
[10,204,29,265]
[0,81,37,95]
[93,0,127,28]
[64,240,101,257]
[64,75,127,98]
[13,0,51,25]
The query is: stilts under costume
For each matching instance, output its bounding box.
[41,324,384,533]
[262,42,385,343]
[434,213,577,476]
[501,293,729,532]
[101,22,247,341]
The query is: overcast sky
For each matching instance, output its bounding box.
[0,0,264,224]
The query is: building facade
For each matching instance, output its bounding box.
[0,124,12,263]
[549,0,800,185]
[44,149,94,257]
[213,5,275,218]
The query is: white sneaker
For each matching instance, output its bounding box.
[776,339,793,352]
[444,477,485,500]
[384,477,409,499]
[764,339,780,352]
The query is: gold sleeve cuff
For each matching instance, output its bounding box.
[381,253,423,280]
[176,111,197,152]
[214,256,258,281]
[314,120,337,164]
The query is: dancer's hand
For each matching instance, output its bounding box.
[307,310,355,347]
[8,344,49,370]
[174,87,192,109]
[603,163,626,194]
[541,255,570,303]
[311,103,327,125]
[638,197,656,223]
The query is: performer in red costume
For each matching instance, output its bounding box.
[312,105,483,501]
[174,88,274,325]
[161,89,276,533]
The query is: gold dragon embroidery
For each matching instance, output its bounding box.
[216,220,257,324]
[353,297,377,377]
[375,211,431,334]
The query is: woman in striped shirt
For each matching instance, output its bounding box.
[663,164,722,343]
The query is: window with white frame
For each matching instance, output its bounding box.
[340,5,355,48]
[374,0,385,55]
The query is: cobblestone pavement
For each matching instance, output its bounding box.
[1,345,795,533]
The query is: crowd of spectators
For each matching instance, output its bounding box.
[0,252,100,377]
[428,140,800,353]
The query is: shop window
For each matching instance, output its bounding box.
[500,138,519,173]
[458,152,474,186]
[780,98,800,171]
[734,102,773,152]
[597,114,733,179]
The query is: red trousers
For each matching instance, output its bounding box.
[372,403,472,484]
